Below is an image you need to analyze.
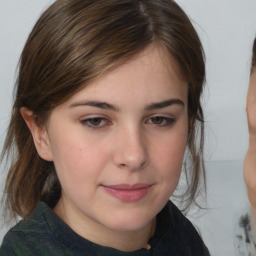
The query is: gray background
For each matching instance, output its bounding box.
[1,0,256,255]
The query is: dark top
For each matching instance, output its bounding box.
[0,201,210,255]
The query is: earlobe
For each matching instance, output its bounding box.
[20,107,53,161]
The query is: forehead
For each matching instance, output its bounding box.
[112,43,185,81]
[62,43,188,107]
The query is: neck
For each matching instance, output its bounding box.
[92,219,156,252]
[54,199,156,252]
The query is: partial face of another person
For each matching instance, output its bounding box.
[247,71,256,136]
[36,44,188,235]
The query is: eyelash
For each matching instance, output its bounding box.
[80,117,111,130]
[80,116,176,130]
[146,116,176,127]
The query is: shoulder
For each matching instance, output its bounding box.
[167,201,210,255]
[0,202,64,256]
[167,201,200,235]
[0,227,42,256]
[168,201,197,230]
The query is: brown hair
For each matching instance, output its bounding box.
[2,0,205,220]
[252,37,256,71]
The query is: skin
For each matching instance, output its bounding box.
[244,71,256,227]
[21,44,189,252]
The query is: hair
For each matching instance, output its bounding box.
[252,37,256,71]
[1,0,205,221]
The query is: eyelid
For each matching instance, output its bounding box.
[79,113,176,130]
[145,114,176,127]
[80,115,112,130]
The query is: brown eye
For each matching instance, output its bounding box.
[147,116,176,127]
[81,117,109,129]
[151,117,164,124]
[88,118,103,126]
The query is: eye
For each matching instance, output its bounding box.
[147,116,175,127]
[151,117,165,124]
[80,117,110,129]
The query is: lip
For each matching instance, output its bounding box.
[102,183,153,202]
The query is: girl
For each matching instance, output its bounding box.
[0,0,210,255]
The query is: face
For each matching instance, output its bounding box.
[39,44,188,239]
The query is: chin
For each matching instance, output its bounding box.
[103,210,155,232]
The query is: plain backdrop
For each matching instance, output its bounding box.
[1,1,256,255]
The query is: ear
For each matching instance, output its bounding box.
[20,107,53,161]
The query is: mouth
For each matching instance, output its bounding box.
[101,183,153,202]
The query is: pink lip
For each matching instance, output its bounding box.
[102,183,153,202]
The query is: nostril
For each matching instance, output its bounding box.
[117,157,149,171]
[113,130,149,171]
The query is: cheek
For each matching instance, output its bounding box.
[50,137,84,171]
[50,138,103,200]
[153,128,187,181]
[158,141,186,174]
[50,132,110,181]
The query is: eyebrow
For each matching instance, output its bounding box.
[145,99,184,111]
[69,101,120,111]
[69,99,184,111]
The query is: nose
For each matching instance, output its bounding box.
[113,127,149,171]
